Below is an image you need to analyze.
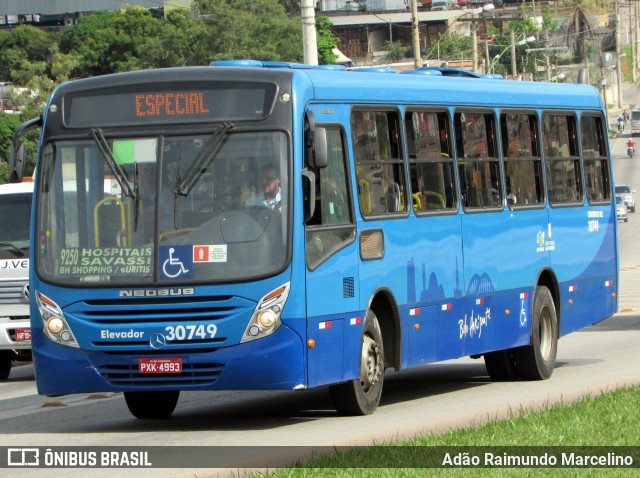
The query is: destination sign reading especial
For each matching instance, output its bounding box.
[134,91,210,118]
[64,81,275,127]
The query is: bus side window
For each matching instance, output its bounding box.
[405,110,457,213]
[455,111,502,209]
[543,114,583,205]
[501,112,544,207]
[581,114,611,203]
[351,109,407,217]
[306,128,356,270]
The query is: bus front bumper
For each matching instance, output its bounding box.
[32,325,306,395]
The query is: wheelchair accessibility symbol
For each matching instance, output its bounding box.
[160,245,192,280]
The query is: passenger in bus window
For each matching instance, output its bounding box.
[245,164,282,210]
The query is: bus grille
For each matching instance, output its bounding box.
[65,294,255,351]
[0,279,28,305]
[96,362,224,386]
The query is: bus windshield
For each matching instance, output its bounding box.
[37,131,289,285]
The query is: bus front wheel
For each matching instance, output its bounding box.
[124,391,180,419]
[0,351,12,380]
[514,286,558,380]
[330,310,384,416]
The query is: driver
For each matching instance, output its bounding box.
[245,164,282,210]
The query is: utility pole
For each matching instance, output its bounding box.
[484,39,490,74]
[411,0,422,68]
[301,0,318,65]
[472,17,478,73]
[510,30,517,77]
[629,2,640,83]
[615,0,623,108]
[628,0,636,83]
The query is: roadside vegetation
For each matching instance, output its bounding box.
[249,385,640,477]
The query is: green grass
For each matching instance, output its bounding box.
[248,386,640,477]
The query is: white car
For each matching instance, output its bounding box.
[615,184,635,212]
[616,195,628,222]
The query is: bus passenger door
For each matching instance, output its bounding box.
[304,126,360,388]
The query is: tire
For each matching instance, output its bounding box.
[0,351,12,380]
[484,350,519,381]
[513,286,558,380]
[330,310,384,415]
[124,391,180,419]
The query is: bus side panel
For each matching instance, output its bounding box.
[461,209,549,356]
[305,242,362,388]
[403,215,464,365]
[307,317,344,387]
[435,297,466,362]
[358,215,465,367]
[549,206,616,336]
[405,304,436,365]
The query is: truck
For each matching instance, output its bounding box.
[0,181,33,379]
[631,109,640,137]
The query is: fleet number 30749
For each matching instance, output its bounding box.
[164,324,218,341]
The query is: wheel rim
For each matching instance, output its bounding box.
[538,305,553,361]
[359,334,382,393]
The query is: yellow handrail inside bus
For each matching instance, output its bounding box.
[93,196,128,247]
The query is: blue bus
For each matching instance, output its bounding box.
[10,61,617,418]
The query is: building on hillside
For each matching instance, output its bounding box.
[320,0,410,11]
[0,1,184,27]
[326,10,492,66]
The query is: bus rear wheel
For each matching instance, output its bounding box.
[330,310,384,416]
[124,391,180,419]
[484,350,519,381]
[513,286,558,380]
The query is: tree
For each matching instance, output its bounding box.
[138,8,209,68]
[192,0,303,63]
[0,26,53,83]
[60,9,160,77]
[425,32,472,63]
[489,15,556,78]
[384,41,406,63]
[0,112,23,183]
[316,16,338,65]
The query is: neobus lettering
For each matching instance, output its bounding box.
[135,92,210,117]
[119,288,195,297]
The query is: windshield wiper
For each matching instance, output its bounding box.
[91,128,136,199]
[176,122,233,196]
[0,242,26,257]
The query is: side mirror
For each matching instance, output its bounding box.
[305,111,328,169]
[9,143,25,183]
[9,117,42,183]
[312,126,328,169]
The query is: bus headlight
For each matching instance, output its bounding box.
[241,282,290,343]
[36,291,79,348]
[47,317,64,334]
